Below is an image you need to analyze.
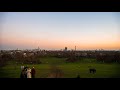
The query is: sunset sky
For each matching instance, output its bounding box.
[0,12,120,50]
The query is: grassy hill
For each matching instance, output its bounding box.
[0,57,120,78]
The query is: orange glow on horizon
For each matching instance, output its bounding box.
[1,35,120,50]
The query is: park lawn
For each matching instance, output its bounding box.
[59,63,120,78]
[0,57,120,78]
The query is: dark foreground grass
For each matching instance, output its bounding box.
[0,57,120,78]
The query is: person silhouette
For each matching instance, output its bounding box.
[77,74,80,78]
[31,67,36,78]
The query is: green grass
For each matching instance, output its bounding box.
[0,57,120,78]
[39,57,67,65]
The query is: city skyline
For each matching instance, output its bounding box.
[1,12,120,50]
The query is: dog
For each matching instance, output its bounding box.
[89,68,96,74]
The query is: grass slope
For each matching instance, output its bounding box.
[0,57,120,78]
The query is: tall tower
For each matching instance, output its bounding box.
[75,46,76,51]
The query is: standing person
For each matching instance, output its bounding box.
[24,65,28,70]
[31,67,36,78]
[26,67,31,78]
[20,69,24,78]
[20,69,26,78]
[21,65,24,70]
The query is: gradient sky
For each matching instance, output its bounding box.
[0,12,120,50]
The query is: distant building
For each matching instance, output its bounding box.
[38,47,40,51]
[75,46,76,51]
[64,47,67,51]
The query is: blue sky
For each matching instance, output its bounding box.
[1,12,120,50]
